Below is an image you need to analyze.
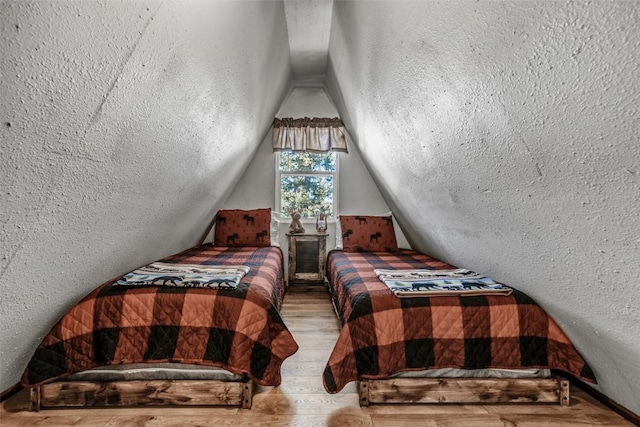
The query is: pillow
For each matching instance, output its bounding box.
[270,211,281,247]
[214,208,272,247]
[339,214,398,252]
[335,219,343,250]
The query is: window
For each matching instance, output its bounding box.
[276,151,338,220]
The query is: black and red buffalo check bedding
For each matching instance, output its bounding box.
[22,245,298,387]
[323,249,596,393]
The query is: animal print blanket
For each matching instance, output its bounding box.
[115,263,250,289]
[323,249,596,393]
[374,268,513,297]
[22,245,298,388]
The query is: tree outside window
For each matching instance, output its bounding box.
[277,152,337,219]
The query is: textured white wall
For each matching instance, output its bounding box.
[0,0,291,391]
[327,0,640,414]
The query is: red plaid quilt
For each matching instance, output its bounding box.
[22,245,298,387]
[323,250,596,393]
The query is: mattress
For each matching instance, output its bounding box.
[392,368,550,379]
[65,363,244,382]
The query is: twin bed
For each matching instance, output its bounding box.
[22,208,298,410]
[322,214,596,406]
[22,210,595,410]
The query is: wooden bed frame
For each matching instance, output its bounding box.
[29,378,255,411]
[358,375,570,407]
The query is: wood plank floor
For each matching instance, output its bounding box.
[1,286,635,426]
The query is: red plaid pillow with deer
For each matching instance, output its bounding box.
[339,215,398,252]
[214,208,271,247]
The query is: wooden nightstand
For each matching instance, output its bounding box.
[286,233,327,285]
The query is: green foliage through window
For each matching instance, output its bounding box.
[278,152,336,219]
[279,152,336,172]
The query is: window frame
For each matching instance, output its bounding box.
[275,151,339,221]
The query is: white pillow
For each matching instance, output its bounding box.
[335,219,343,250]
[271,211,281,247]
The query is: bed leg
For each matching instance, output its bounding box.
[559,377,570,406]
[29,387,41,412]
[241,379,254,409]
[358,380,370,407]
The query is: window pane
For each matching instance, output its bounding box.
[281,175,334,219]
[279,152,336,172]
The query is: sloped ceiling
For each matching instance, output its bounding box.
[0,0,291,392]
[284,0,333,86]
[2,0,639,417]
[325,0,640,415]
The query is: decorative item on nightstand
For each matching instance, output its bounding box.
[288,209,305,234]
[316,212,327,233]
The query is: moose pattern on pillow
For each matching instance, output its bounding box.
[339,215,398,252]
[214,208,272,247]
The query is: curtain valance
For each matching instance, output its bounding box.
[272,117,348,153]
